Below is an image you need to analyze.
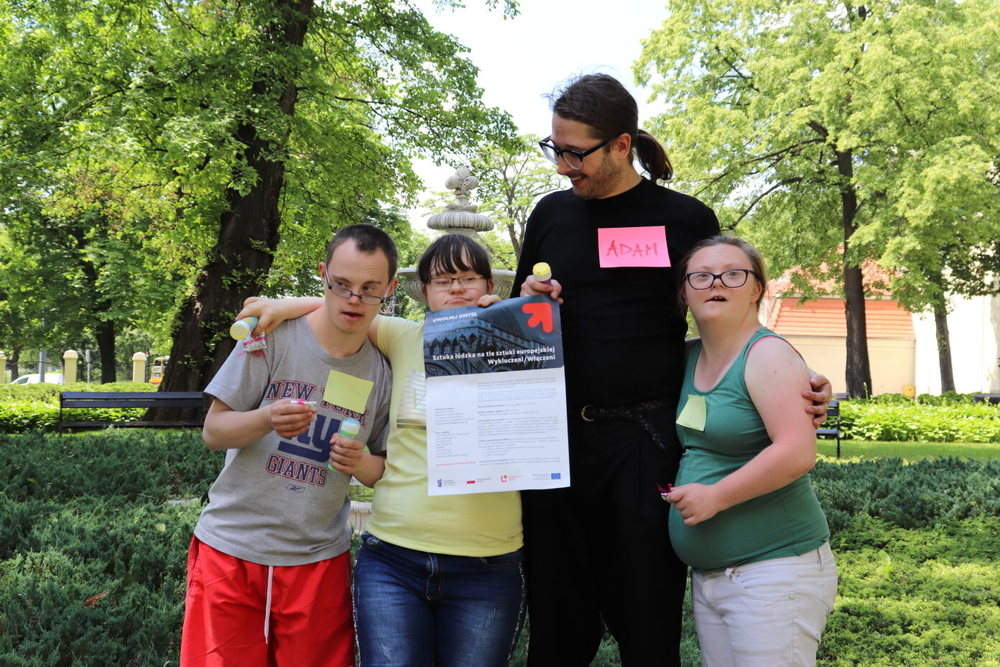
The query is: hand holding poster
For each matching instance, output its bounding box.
[423,295,570,495]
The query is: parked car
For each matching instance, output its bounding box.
[11,373,65,385]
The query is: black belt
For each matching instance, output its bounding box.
[579,399,669,451]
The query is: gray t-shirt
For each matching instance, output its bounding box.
[195,315,391,566]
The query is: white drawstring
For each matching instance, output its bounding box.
[264,565,274,643]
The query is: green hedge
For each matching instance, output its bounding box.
[0,500,201,666]
[0,381,154,403]
[0,382,157,434]
[3,431,1000,665]
[840,402,1000,443]
[5,387,998,441]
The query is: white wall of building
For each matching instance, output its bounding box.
[787,336,916,397]
[912,294,1000,395]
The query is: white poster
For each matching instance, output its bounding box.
[424,296,570,495]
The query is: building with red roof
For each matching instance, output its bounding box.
[759,264,999,396]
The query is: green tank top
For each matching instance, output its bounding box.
[669,328,829,573]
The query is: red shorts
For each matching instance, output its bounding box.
[180,536,354,667]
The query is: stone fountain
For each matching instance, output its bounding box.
[397,166,516,304]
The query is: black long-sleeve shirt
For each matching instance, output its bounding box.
[513,178,720,410]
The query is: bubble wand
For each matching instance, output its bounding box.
[230,316,267,357]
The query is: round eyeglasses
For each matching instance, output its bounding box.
[324,269,388,306]
[538,137,612,170]
[685,269,757,290]
[426,274,485,291]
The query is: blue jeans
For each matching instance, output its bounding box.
[353,532,525,667]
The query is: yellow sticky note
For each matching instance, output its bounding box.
[676,394,706,431]
[323,370,374,414]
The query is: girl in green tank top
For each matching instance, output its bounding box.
[664,235,837,667]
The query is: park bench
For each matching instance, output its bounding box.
[973,393,1000,405]
[59,391,206,432]
[817,399,843,457]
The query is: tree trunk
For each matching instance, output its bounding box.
[934,302,956,393]
[843,264,871,397]
[95,320,116,384]
[7,348,19,382]
[838,149,873,398]
[69,222,117,383]
[158,0,313,422]
[505,220,522,260]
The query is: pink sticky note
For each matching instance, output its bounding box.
[597,226,671,268]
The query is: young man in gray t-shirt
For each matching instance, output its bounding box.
[180,224,397,667]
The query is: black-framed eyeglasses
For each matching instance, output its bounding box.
[685,269,757,290]
[425,274,485,291]
[324,266,388,306]
[538,136,612,170]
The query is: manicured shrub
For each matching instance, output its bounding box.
[813,457,1000,532]
[4,432,1000,666]
[819,515,1000,666]
[0,430,220,505]
[1,431,218,665]
[0,503,200,665]
[0,400,59,433]
[0,381,154,403]
[6,388,998,441]
[867,392,916,405]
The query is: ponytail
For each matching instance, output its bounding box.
[635,130,673,182]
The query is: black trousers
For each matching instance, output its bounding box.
[521,408,687,667]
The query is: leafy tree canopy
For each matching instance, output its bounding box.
[638,0,1000,394]
[0,0,520,384]
[637,0,1000,303]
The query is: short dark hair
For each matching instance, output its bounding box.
[326,224,399,279]
[550,73,673,181]
[417,234,493,284]
[677,234,769,311]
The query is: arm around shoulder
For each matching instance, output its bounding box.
[744,337,818,476]
[238,296,323,336]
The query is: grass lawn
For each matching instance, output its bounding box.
[818,439,1000,462]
